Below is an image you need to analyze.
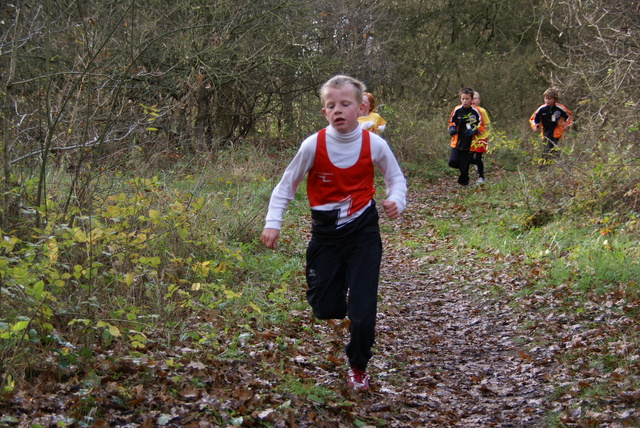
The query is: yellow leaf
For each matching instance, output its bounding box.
[192,261,210,276]
[2,375,14,393]
[105,205,122,217]
[214,261,227,274]
[108,325,121,337]
[47,239,59,264]
[124,273,134,286]
[73,229,88,243]
[12,321,30,331]
[224,289,242,299]
[170,202,184,213]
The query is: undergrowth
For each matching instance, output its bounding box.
[0,143,301,395]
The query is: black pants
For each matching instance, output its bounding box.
[471,152,484,179]
[542,137,560,159]
[448,147,474,185]
[305,206,382,371]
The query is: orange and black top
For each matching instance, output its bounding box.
[529,103,572,141]
[448,105,485,151]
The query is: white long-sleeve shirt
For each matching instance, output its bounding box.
[264,125,407,230]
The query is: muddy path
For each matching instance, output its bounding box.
[344,177,555,427]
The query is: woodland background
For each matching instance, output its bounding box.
[1,0,639,426]
[2,0,639,215]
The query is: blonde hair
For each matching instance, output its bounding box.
[319,75,366,106]
[543,88,559,100]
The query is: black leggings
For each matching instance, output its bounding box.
[305,215,382,371]
[471,152,484,179]
[448,148,474,185]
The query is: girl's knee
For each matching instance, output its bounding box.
[312,307,347,320]
[307,292,348,319]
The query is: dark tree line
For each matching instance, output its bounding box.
[1,0,638,229]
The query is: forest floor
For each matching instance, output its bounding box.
[2,175,638,427]
[352,177,556,427]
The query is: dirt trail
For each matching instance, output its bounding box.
[346,178,554,427]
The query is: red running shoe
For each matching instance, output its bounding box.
[347,366,370,391]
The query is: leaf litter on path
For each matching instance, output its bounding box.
[363,180,552,426]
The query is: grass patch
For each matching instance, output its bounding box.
[279,376,341,405]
